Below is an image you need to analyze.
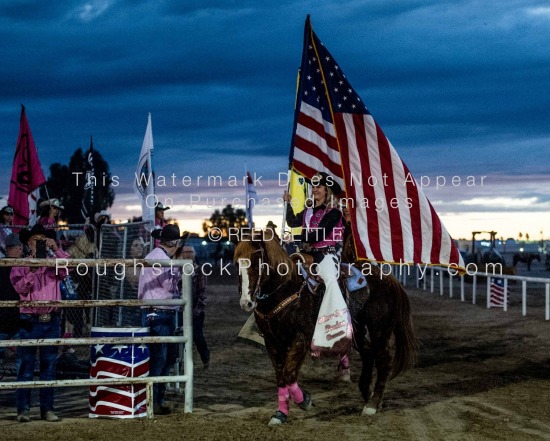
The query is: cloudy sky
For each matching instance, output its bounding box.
[0,0,548,241]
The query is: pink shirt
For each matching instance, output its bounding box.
[38,217,57,229]
[10,249,71,314]
[138,247,181,310]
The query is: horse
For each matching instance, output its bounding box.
[234,228,416,425]
[513,252,541,271]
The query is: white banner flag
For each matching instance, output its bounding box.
[133,113,155,224]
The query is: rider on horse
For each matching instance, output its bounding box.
[283,172,352,373]
[283,172,344,302]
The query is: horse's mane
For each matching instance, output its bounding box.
[233,240,257,261]
[233,229,298,282]
[263,234,298,281]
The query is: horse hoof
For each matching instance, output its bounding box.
[362,406,377,416]
[298,391,312,411]
[268,411,288,425]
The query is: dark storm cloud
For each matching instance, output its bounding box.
[0,0,548,212]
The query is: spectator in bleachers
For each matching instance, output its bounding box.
[154,202,169,228]
[38,199,63,229]
[0,205,14,257]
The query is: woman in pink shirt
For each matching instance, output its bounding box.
[10,224,70,423]
[38,198,64,229]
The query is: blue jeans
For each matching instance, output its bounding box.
[17,314,61,413]
[142,310,178,406]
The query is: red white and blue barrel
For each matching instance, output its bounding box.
[89,327,150,418]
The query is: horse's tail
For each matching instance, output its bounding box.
[389,277,417,379]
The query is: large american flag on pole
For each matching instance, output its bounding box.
[289,16,463,268]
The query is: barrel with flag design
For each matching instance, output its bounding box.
[89,327,150,418]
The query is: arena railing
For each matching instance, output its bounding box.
[388,264,550,320]
[0,257,194,417]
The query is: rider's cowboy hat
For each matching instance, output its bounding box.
[311,172,342,196]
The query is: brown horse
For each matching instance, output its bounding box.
[234,228,416,425]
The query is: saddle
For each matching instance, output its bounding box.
[290,252,321,293]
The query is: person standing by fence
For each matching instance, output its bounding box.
[0,234,23,362]
[180,246,210,369]
[10,224,71,423]
[138,224,187,415]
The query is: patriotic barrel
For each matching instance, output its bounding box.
[89,327,150,418]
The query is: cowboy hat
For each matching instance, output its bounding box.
[311,172,342,196]
[154,202,170,211]
[93,210,111,223]
[5,233,21,247]
[19,224,57,245]
[0,205,14,215]
[151,224,188,242]
[39,198,64,210]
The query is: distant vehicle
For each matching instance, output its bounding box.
[463,231,505,267]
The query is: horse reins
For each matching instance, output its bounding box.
[254,280,307,321]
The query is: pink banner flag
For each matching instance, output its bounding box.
[8,106,46,226]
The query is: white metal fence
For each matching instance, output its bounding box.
[95,222,154,328]
[391,264,550,320]
[0,257,194,417]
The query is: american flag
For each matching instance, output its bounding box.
[289,17,463,267]
[489,277,506,307]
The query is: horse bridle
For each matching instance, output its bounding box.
[242,244,306,320]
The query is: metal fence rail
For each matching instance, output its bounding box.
[391,264,550,320]
[0,257,193,417]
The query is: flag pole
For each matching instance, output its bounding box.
[31,104,49,225]
[244,161,250,227]
[148,113,155,206]
[282,16,311,245]
[281,66,303,245]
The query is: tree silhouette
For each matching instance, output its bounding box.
[202,204,248,237]
[41,147,115,224]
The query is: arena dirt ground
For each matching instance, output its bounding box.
[1,265,550,440]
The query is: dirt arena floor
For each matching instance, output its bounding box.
[1,263,550,440]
